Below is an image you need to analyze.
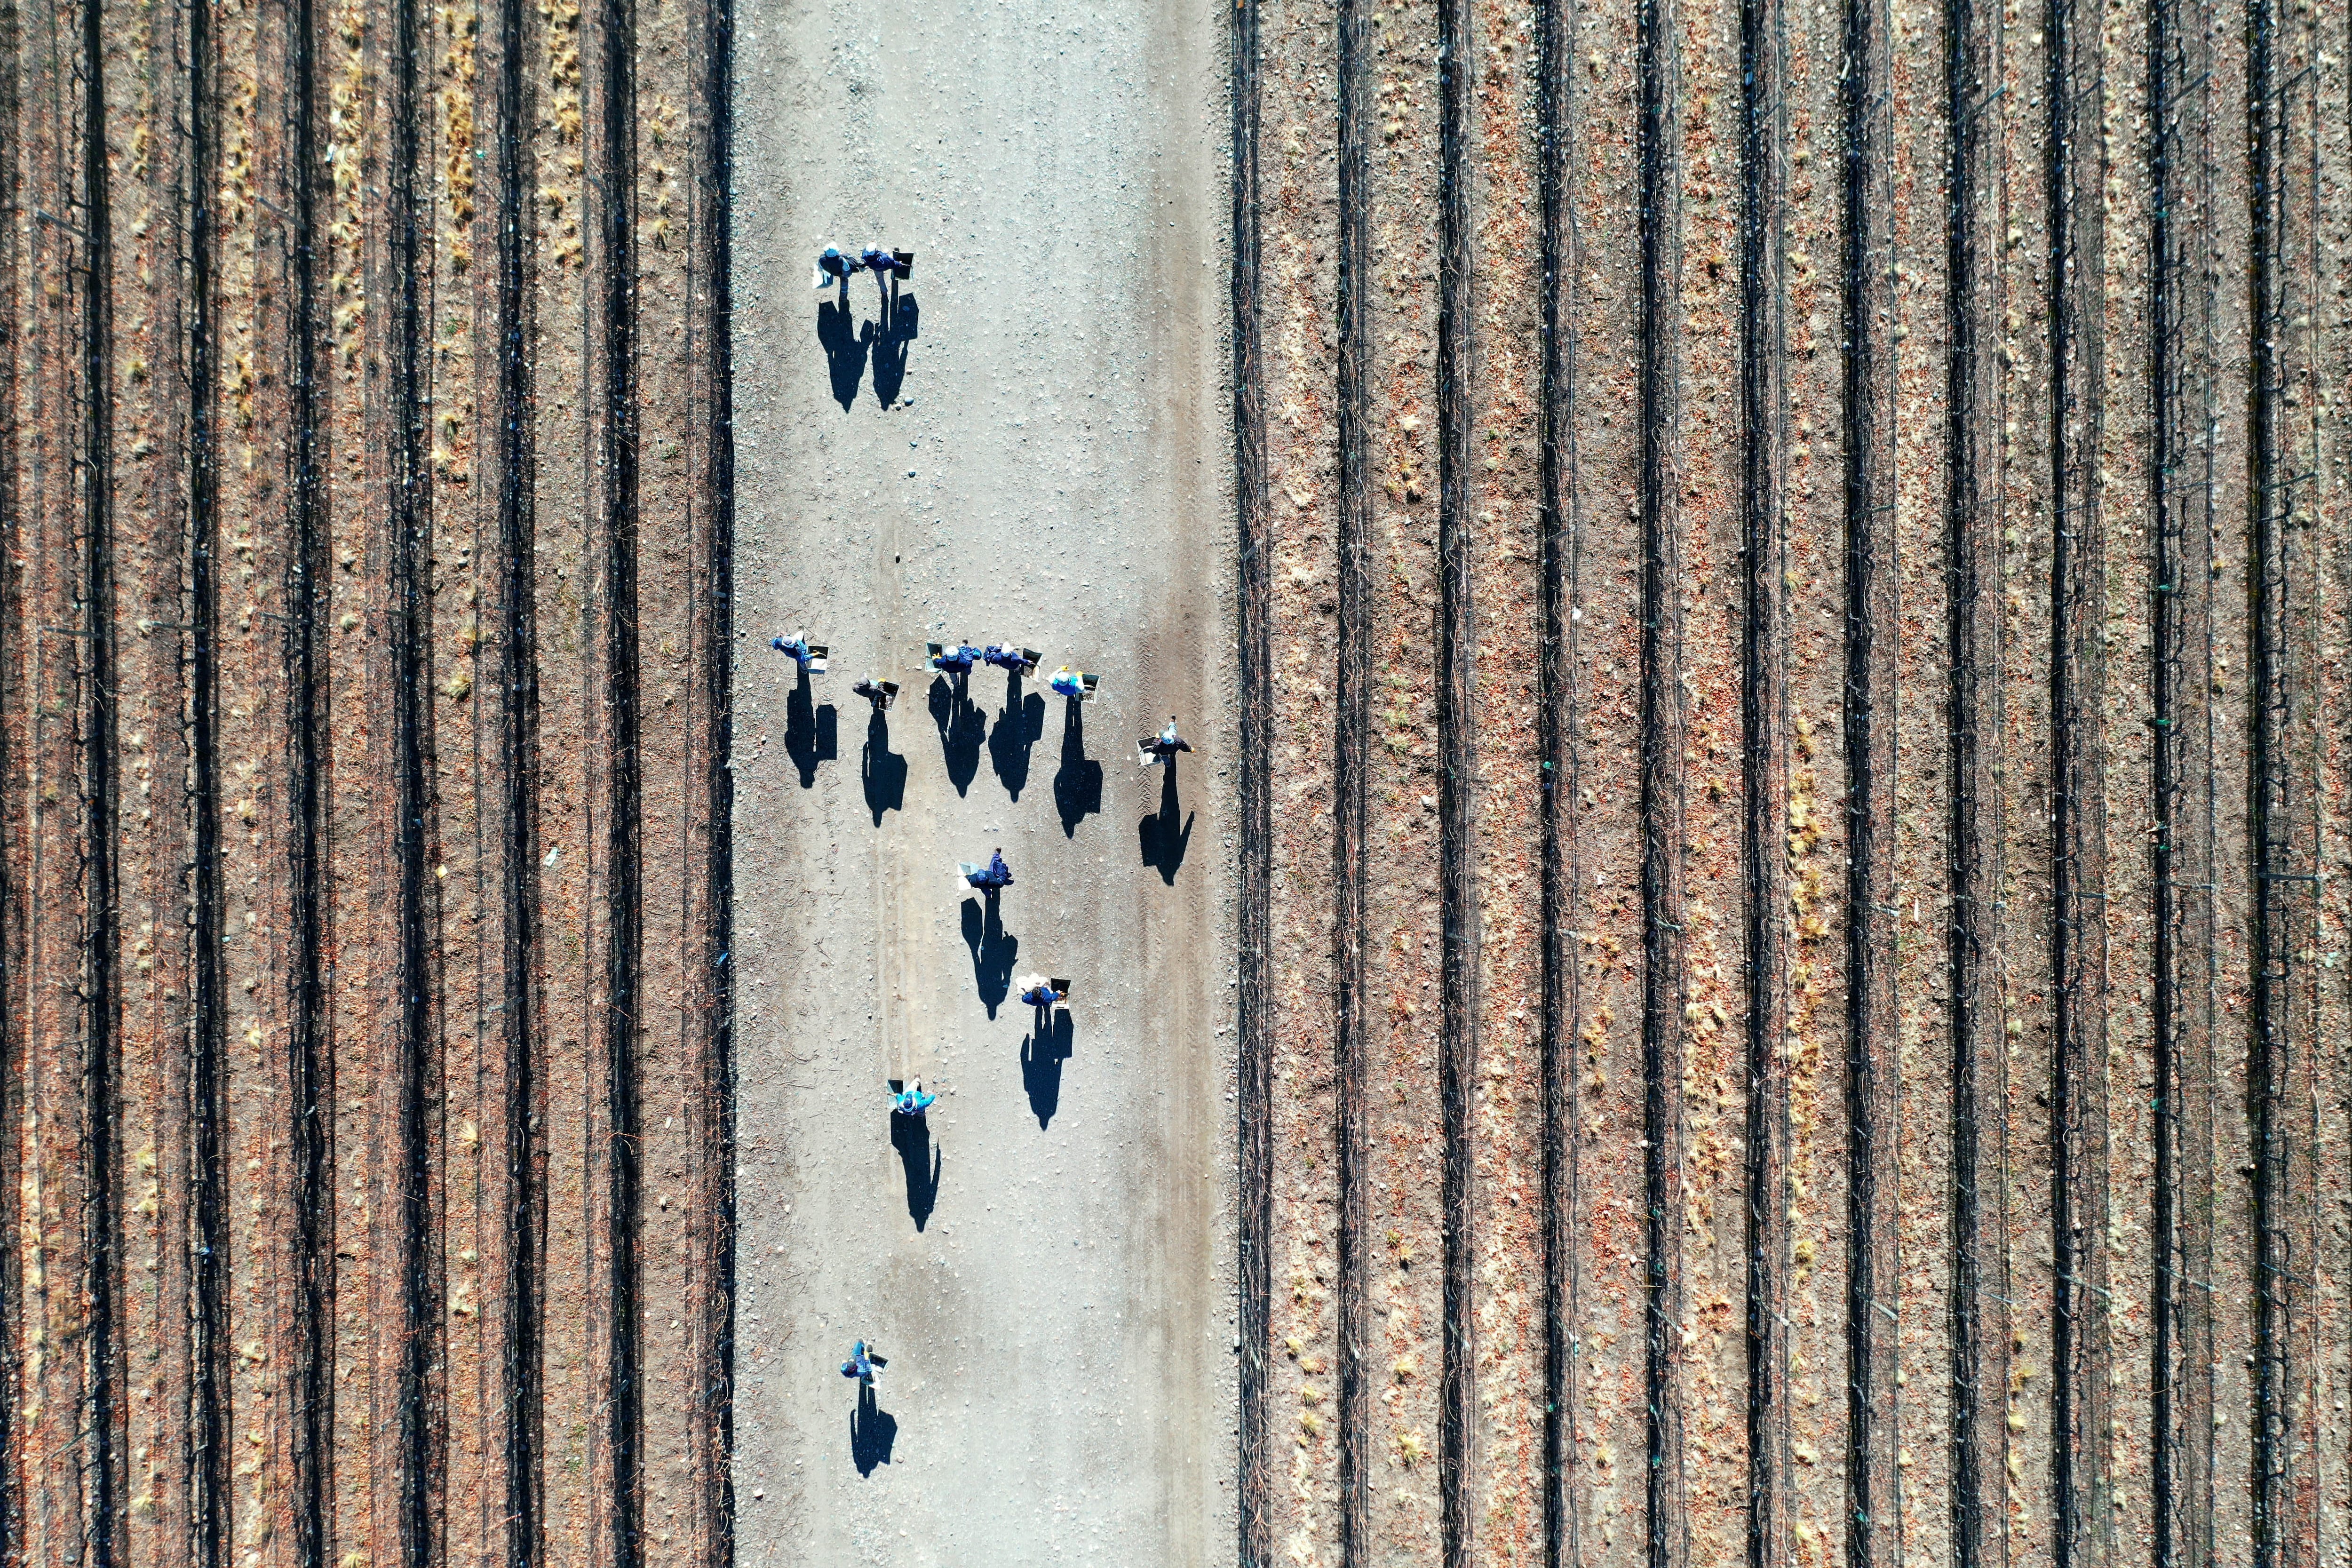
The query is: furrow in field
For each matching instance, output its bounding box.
[1938,0,2004,1546]
[1732,0,1789,1558]
[275,0,338,1549]
[588,0,644,1544]
[1232,0,1273,1546]
[2243,0,2301,1552]
[1633,0,1686,1552]
[0,8,24,1545]
[488,0,545,1544]
[76,0,128,1549]
[1333,0,1372,1541]
[1530,0,1574,1544]
[1835,0,1899,1548]
[683,0,737,1545]
[1432,0,1478,1548]
[381,0,445,1542]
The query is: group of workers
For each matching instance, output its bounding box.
[779,627,1192,1409]
[816,244,914,298]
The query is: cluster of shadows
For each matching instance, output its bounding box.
[889,1082,941,1231]
[785,669,839,788]
[850,1383,898,1477]
[1021,1008,1075,1128]
[960,897,1018,1019]
[818,290,921,412]
[1136,761,1192,883]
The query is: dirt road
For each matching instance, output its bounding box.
[727,4,1236,1560]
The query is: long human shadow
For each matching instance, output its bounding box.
[850,1384,898,1476]
[785,669,838,787]
[866,290,919,407]
[928,675,985,796]
[1137,763,1194,884]
[959,896,1017,1018]
[1052,697,1103,836]
[889,1098,940,1230]
[862,708,906,824]
[988,675,1045,800]
[818,298,867,411]
[1021,1009,1074,1128]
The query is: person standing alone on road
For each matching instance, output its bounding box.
[888,1078,937,1117]
[840,1339,886,1384]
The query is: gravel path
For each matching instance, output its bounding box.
[728,3,1236,1560]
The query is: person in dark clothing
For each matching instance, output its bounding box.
[859,244,911,294]
[963,847,1013,893]
[1139,715,1193,764]
[815,245,857,291]
[930,641,981,677]
[981,642,1035,674]
[1017,975,1065,1013]
[852,676,898,710]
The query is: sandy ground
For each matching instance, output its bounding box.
[727,2,1237,1560]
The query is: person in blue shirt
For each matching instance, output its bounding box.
[840,1339,885,1383]
[815,246,857,290]
[966,848,1012,892]
[888,1078,937,1117]
[859,244,911,292]
[981,642,1033,673]
[931,641,980,677]
[1018,976,1064,1013]
[771,632,821,671]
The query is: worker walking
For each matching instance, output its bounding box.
[1138,715,1193,764]
[814,245,858,292]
